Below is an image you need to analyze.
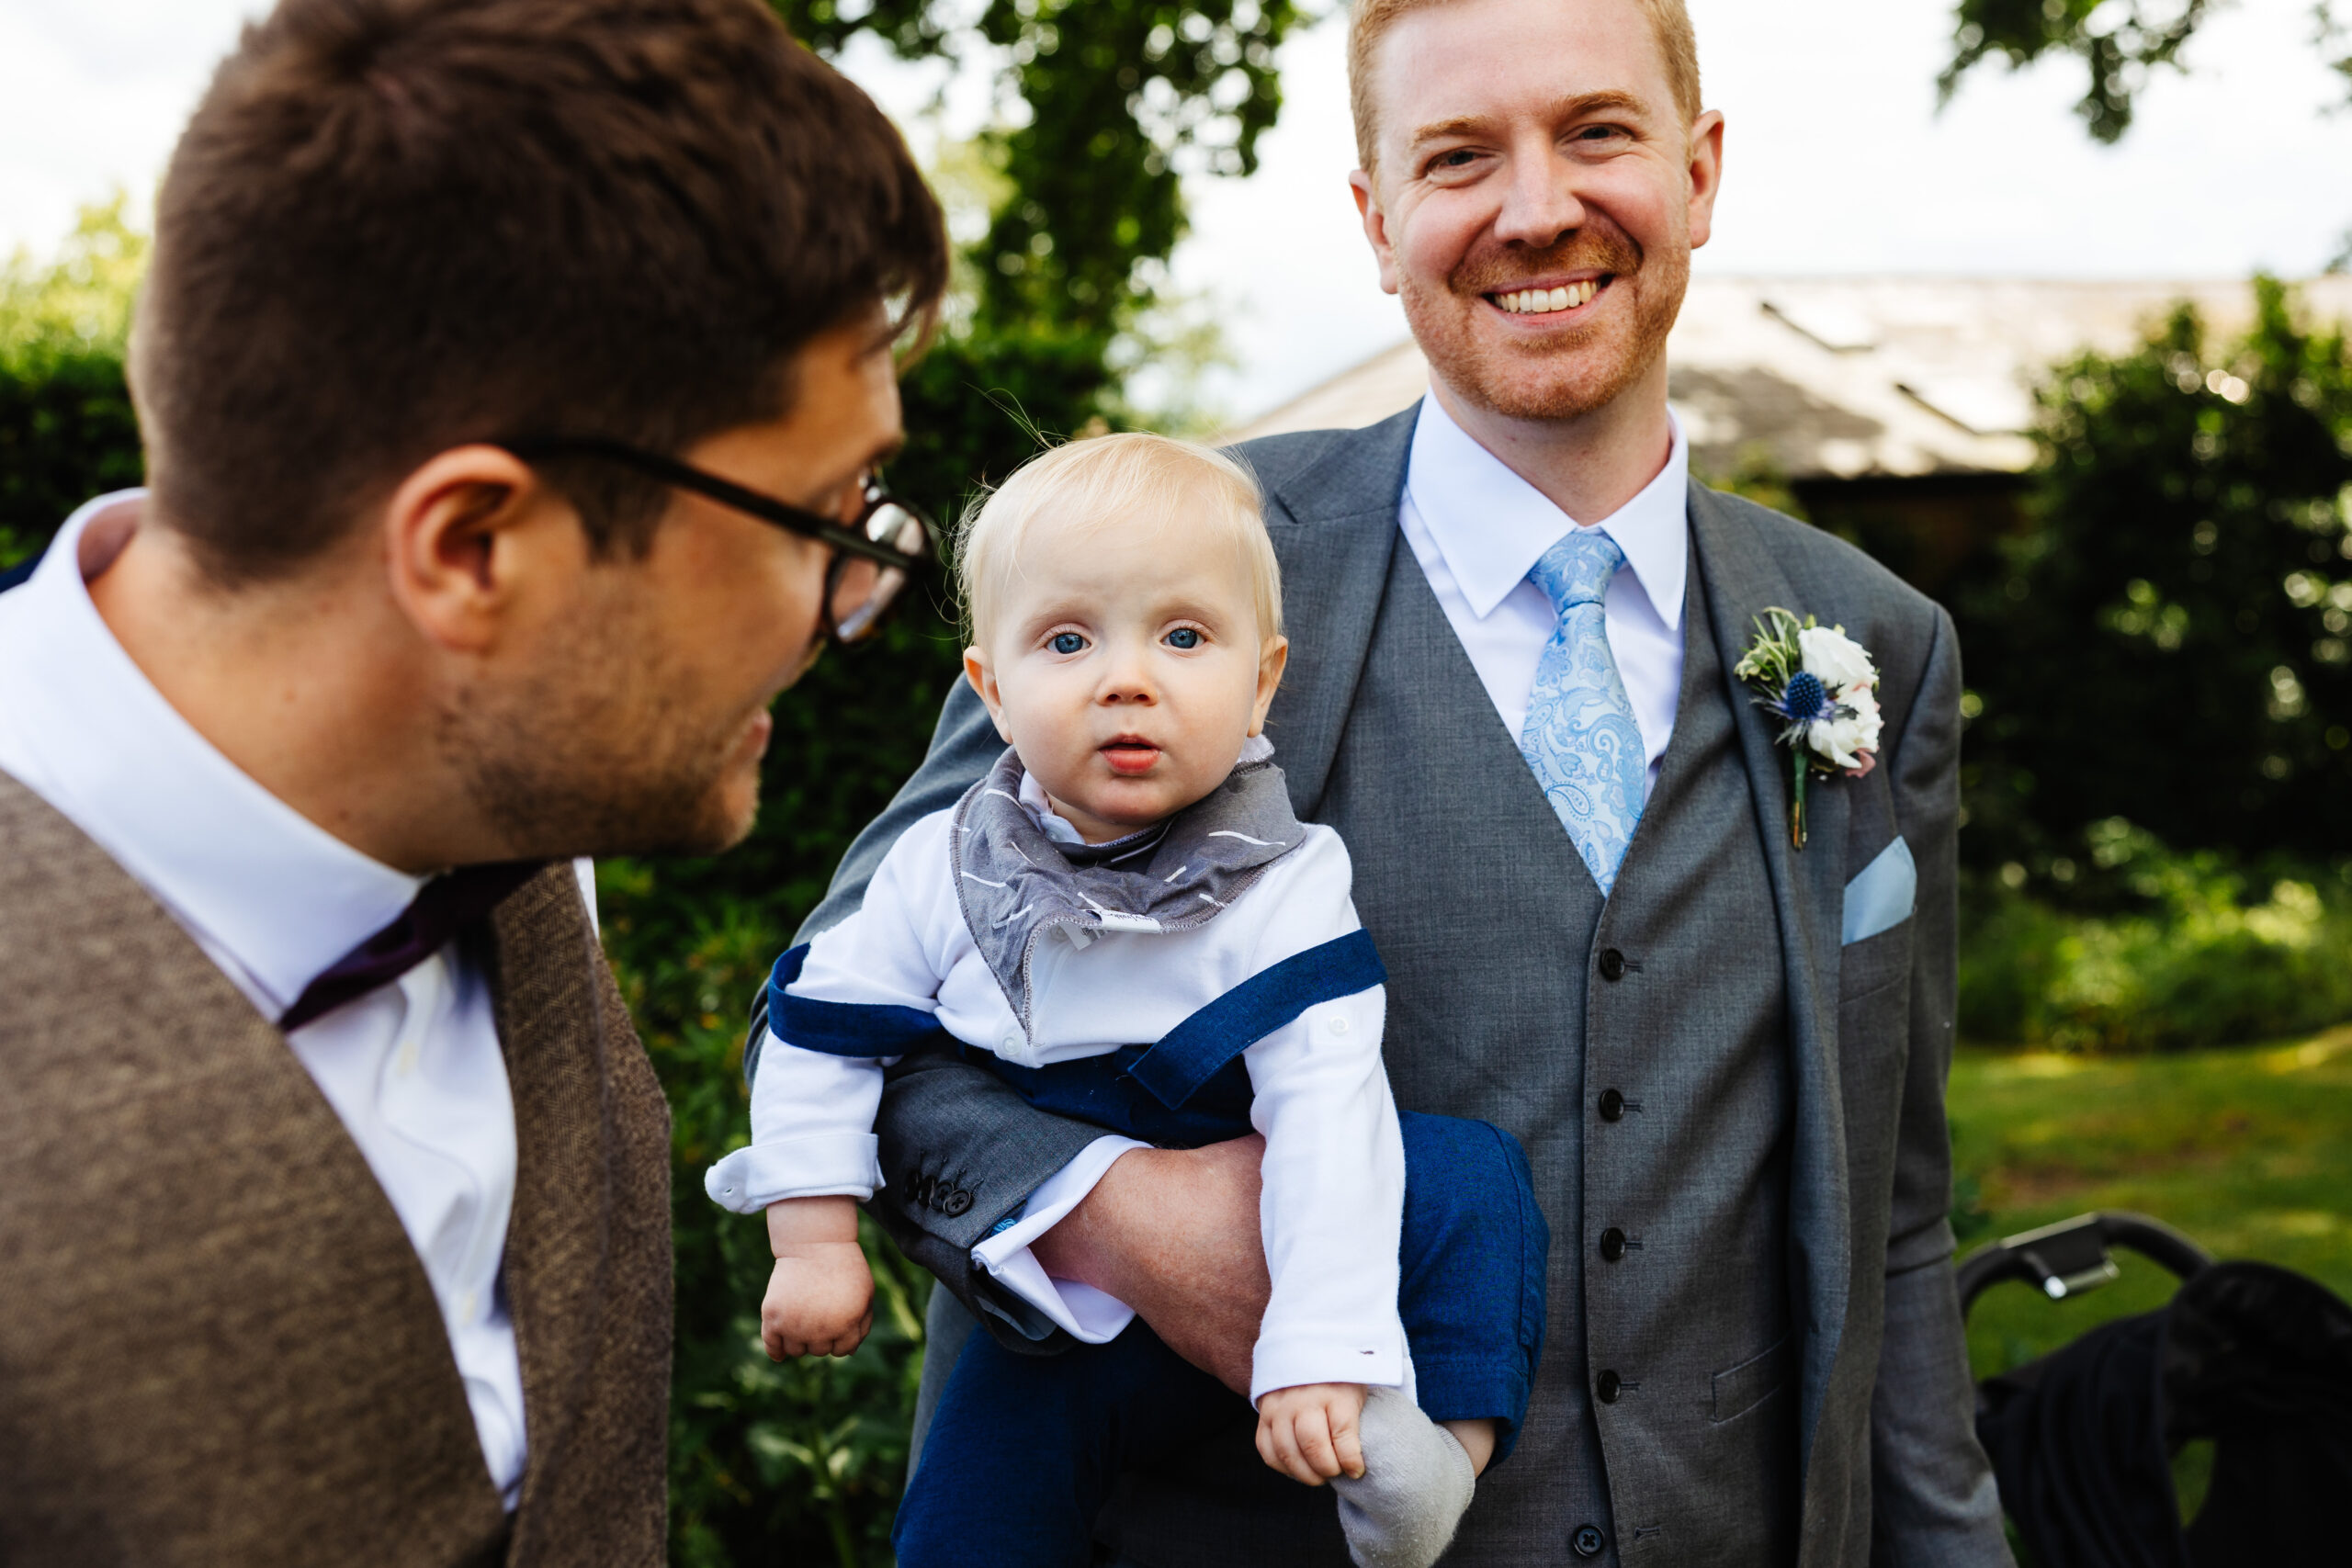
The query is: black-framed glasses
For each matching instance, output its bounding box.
[499,434,933,646]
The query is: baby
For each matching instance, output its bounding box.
[707,434,1549,1568]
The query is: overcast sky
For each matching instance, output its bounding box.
[6,0,2348,419]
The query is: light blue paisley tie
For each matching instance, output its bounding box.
[1519,529,1646,897]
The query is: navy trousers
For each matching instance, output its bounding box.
[893,1111,1548,1568]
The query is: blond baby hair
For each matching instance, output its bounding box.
[956,432,1283,648]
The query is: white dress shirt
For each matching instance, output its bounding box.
[708,784,1410,1404]
[0,494,544,1508]
[1398,395,1690,794]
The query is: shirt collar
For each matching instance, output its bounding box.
[0,492,423,1018]
[1404,394,1690,629]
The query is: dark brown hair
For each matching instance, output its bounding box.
[133,0,948,582]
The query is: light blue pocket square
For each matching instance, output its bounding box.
[1842,838,1917,946]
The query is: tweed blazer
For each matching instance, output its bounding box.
[812,407,2008,1567]
[0,773,673,1566]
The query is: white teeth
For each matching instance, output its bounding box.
[1495,281,1600,314]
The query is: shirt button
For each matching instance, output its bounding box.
[1598,948,1628,982]
[1000,1032,1020,1054]
[395,1041,421,1077]
[1572,1523,1608,1558]
[1326,1014,1351,1036]
[459,1289,479,1319]
[1600,1227,1628,1262]
[1596,1369,1623,1404]
[1598,1089,1626,1122]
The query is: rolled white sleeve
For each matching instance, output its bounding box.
[968,1134,1153,1342]
[705,813,960,1215]
[705,1031,887,1213]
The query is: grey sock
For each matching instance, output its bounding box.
[1329,1387,1476,1568]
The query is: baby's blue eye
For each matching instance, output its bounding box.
[1166,628,1202,649]
[1050,632,1086,655]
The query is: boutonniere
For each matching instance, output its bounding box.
[1733,607,1883,849]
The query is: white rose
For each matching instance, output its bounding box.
[1806,682,1883,769]
[1798,625,1877,694]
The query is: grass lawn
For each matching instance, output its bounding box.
[1948,1021,2352,1381]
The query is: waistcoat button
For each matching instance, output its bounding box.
[1598,948,1627,982]
[1598,1088,1626,1122]
[1600,1227,1627,1262]
[1596,1369,1623,1403]
[1571,1524,1608,1559]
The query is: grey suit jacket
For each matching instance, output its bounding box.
[809,408,2007,1567]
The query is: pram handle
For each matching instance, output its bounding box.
[1957,1210,2213,1317]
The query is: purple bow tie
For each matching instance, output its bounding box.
[281,862,545,1032]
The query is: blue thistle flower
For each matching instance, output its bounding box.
[1771,671,1834,726]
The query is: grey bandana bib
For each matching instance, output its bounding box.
[950,736,1306,1036]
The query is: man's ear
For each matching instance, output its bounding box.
[963,645,1015,743]
[1249,634,1290,737]
[1685,109,1726,251]
[383,445,584,655]
[1349,172,1401,296]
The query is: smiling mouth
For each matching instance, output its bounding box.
[1100,737,1161,775]
[1487,276,1610,317]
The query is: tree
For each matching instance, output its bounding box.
[1939,1,2352,145]
[1953,279,2352,870]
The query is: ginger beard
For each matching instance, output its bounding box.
[1402,210,1687,422]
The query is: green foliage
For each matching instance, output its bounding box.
[1942,2,2352,146]
[1954,279,2352,867]
[0,197,146,569]
[774,0,1305,355]
[1959,819,2352,1051]
[1938,0,2217,143]
[0,351,141,570]
[0,193,146,371]
[609,873,940,1567]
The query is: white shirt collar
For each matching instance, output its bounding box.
[1404,395,1690,630]
[0,492,423,1018]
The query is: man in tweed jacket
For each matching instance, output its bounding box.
[0,1,946,1562]
[808,1,2015,1563]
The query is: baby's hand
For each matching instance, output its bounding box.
[760,1198,874,1359]
[1255,1382,1367,1486]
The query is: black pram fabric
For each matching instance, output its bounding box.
[1976,1260,2352,1568]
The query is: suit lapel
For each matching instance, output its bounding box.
[1254,405,1419,817]
[1687,486,1854,1461]
[486,867,616,1540]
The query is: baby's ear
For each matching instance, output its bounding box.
[963,647,1014,741]
[1250,634,1291,735]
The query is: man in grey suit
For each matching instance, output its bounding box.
[793,0,2011,1561]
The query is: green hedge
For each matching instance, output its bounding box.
[1960,820,2352,1051]
[0,348,141,568]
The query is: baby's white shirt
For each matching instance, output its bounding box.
[706,803,1409,1404]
